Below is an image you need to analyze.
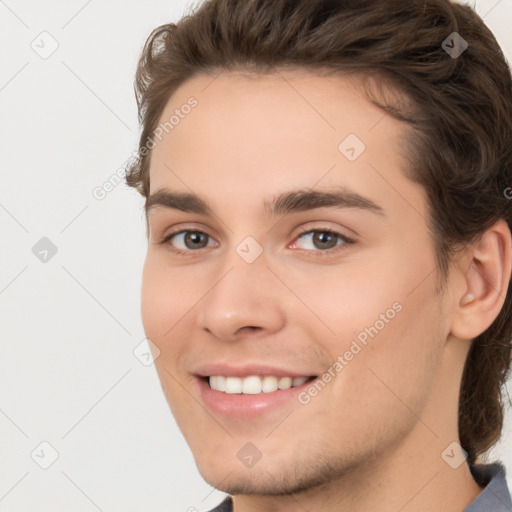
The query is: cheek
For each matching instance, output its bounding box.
[303,238,438,338]
[292,295,444,455]
[293,240,443,387]
[286,257,404,343]
[140,255,195,351]
[141,256,202,420]
[327,265,445,429]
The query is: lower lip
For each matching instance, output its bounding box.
[196,377,315,418]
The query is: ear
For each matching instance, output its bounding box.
[450,219,512,340]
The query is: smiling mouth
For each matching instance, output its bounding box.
[205,375,317,394]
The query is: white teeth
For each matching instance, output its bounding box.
[278,376,292,390]
[209,375,226,392]
[242,376,262,394]
[225,376,242,394]
[208,375,310,394]
[292,377,308,387]
[262,376,278,393]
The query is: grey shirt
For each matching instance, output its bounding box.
[207,463,511,512]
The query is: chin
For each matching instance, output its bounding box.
[193,450,357,497]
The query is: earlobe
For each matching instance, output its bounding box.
[450,219,512,340]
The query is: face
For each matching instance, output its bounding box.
[141,70,451,494]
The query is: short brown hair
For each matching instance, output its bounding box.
[125,0,512,464]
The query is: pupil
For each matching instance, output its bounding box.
[185,232,207,249]
[313,232,336,249]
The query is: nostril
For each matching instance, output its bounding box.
[237,326,261,334]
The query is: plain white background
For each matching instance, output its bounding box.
[1,0,511,510]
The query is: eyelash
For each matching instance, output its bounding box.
[158,227,355,257]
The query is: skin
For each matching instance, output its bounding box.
[140,69,511,512]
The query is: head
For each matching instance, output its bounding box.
[125,0,512,494]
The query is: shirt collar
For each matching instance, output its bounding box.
[463,463,512,511]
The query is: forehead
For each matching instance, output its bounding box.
[147,69,420,216]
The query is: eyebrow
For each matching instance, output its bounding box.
[145,187,384,218]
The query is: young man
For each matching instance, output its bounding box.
[125,0,512,510]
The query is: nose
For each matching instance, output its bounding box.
[196,256,286,342]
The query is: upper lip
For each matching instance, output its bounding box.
[194,363,316,379]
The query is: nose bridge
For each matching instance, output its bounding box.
[196,245,285,340]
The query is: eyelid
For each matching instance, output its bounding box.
[157,223,356,256]
[292,221,356,242]
[289,226,355,252]
[294,221,357,239]
[156,222,218,244]
[159,228,218,247]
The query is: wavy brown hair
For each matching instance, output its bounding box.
[125,0,512,464]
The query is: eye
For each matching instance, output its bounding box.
[160,230,217,252]
[291,229,353,252]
